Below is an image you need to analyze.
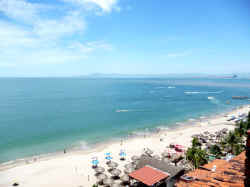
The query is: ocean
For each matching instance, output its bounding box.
[0,78,250,163]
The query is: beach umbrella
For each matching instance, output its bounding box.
[119,150,126,160]
[145,148,153,155]
[153,155,161,160]
[119,150,126,156]
[105,152,113,163]
[108,161,118,168]
[12,182,19,186]
[162,157,170,163]
[120,174,129,182]
[110,168,121,177]
[91,159,99,168]
[124,167,134,174]
[95,166,105,174]
[161,151,169,158]
[131,155,140,161]
[103,178,114,186]
[133,160,139,166]
[97,173,107,181]
[124,163,136,169]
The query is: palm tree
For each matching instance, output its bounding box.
[247,112,250,131]
[209,144,222,158]
[186,138,208,168]
[192,137,202,147]
[186,147,208,168]
[224,131,244,155]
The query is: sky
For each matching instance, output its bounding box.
[0,0,250,77]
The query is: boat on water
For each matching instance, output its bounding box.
[232,96,249,100]
[227,116,236,121]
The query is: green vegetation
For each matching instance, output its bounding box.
[186,137,208,168]
[187,111,250,169]
[223,130,244,155]
[217,111,250,156]
[209,144,222,158]
[192,137,202,147]
[219,111,250,155]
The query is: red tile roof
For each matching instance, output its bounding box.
[176,152,246,187]
[129,165,169,186]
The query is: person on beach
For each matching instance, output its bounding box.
[64,149,66,154]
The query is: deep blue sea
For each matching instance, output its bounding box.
[0,78,250,163]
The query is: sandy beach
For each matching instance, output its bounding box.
[0,105,249,187]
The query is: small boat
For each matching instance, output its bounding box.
[232,96,249,100]
[235,119,241,123]
[227,116,236,121]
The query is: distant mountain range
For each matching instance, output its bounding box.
[82,73,250,79]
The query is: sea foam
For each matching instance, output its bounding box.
[116,109,129,113]
[185,91,224,94]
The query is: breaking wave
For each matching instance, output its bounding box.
[185,91,224,94]
[116,109,129,113]
[208,96,215,100]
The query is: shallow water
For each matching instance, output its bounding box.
[0,78,249,162]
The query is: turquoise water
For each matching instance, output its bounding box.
[0,78,250,163]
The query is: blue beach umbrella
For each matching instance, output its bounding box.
[119,150,126,160]
[91,157,99,168]
[92,159,99,166]
[119,150,126,156]
[105,152,112,162]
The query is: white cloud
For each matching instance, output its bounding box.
[167,50,192,58]
[64,0,119,13]
[0,20,112,66]
[0,0,115,67]
[84,0,119,12]
[69,41,113,53]
[33,11,86,40]
[0,21,37,47]
[0,0,45,23]
[85,41,113,51]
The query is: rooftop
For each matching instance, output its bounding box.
[136,155,185,177]
[129,165,169,186]
[176,151,246,187]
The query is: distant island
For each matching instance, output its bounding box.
[76,73,250,79]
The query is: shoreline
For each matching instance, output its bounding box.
[0,104,249,172]
[0,105,249,187]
